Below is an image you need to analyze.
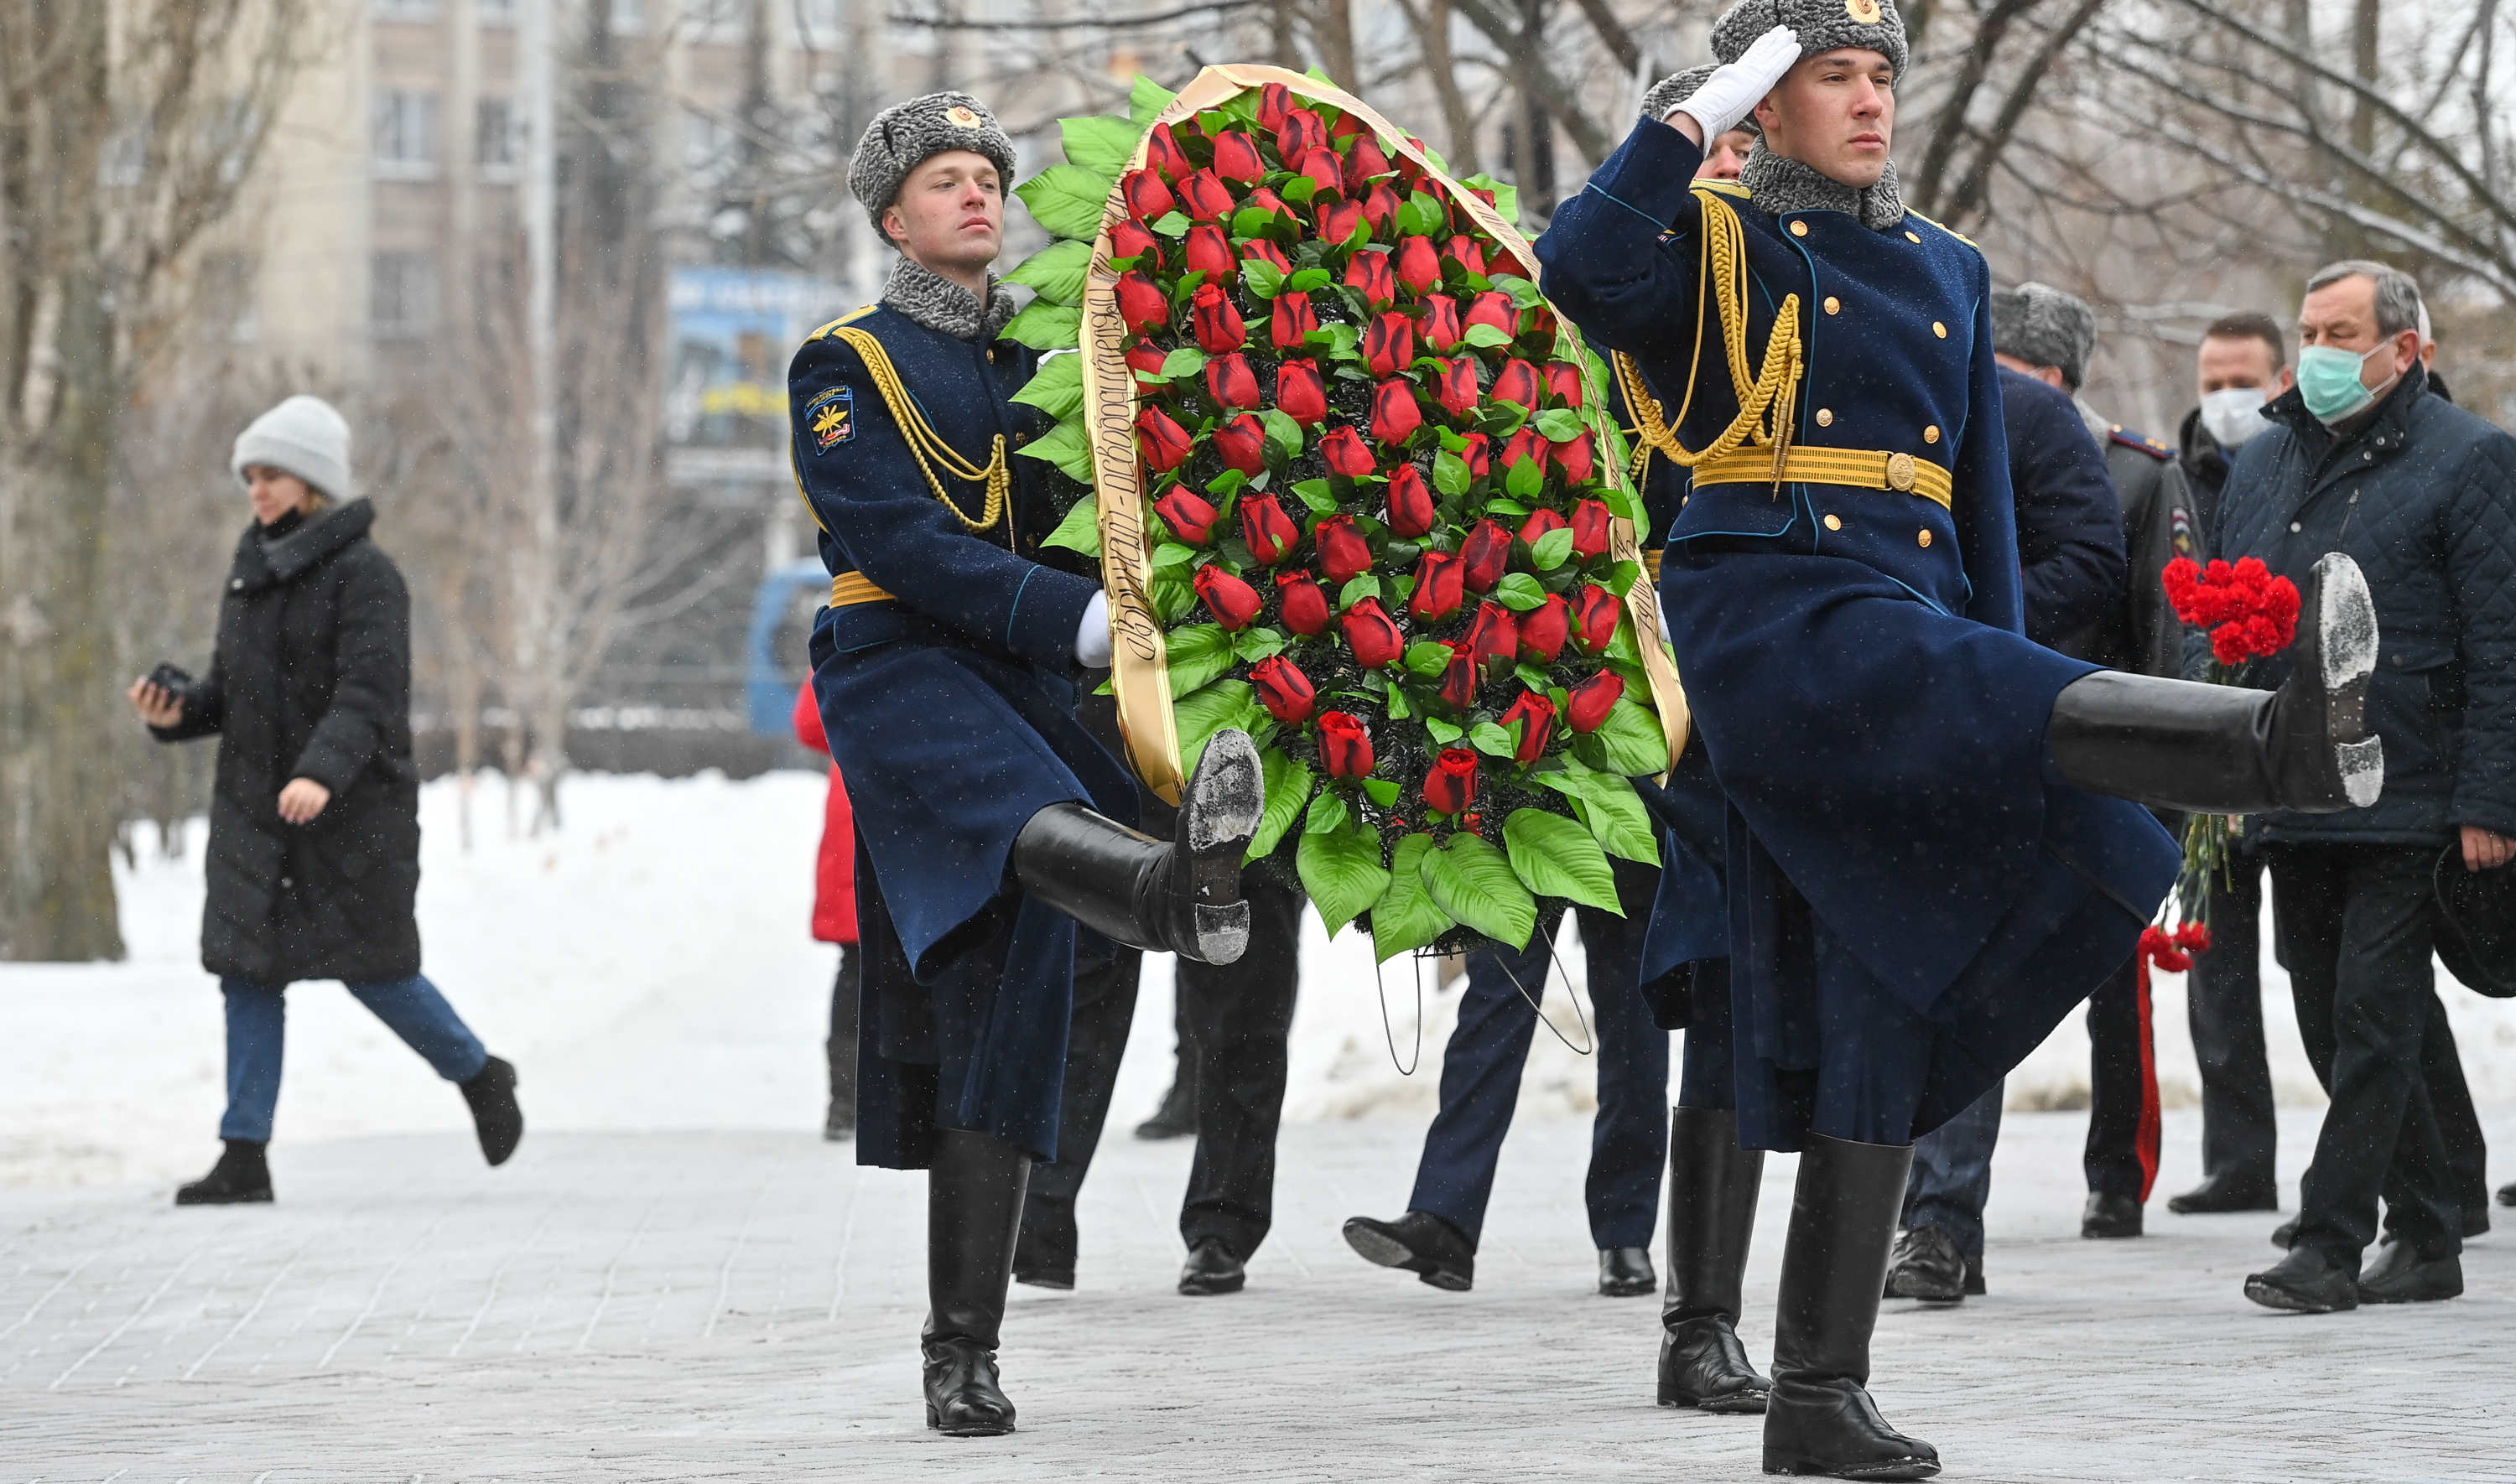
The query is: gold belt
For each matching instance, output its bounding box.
[830,572,897,608]
[1691,446,1953,511]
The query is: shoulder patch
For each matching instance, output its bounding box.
[2108,425,2174,459]
[1903,210,1978,250]
[2170,504,2196,559]
[804,385,855,452]
[807,304,880,342]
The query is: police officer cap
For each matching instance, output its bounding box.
[1640,65,1763,138]
[1990,282,2099,391]
[1711,0,1908,80]
[849,91,1019,236]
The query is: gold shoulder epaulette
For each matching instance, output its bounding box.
[1904,210,1978,250]
[1696,179,1752,200]
[807,304,881,341]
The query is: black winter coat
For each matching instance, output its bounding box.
[2206,365,2516,846]
[151,501,424,984]
[1998,366,2128,649]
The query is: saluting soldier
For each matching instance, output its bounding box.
[791,92,1263,1439]
[1540,3,2383,1477]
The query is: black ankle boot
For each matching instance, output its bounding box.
[460,1056,524,1166]
[175,1139,273,1206]
[1763,1134,1939,1480]
[1011,729,1263,964]
[923,1129,1032,1436]
[2048,552,2382,815]
[1660,1106,1771,1414]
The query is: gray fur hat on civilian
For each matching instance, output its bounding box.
[232,394,352,501]
[1990,282,2099,390]
[1640,65,1763,138]
[847,91,1019,240]
[1712,0,1909,80]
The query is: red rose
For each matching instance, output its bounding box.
[1318,198,1366,246]
[1361,182,1402,236]
[1241,237,1293,275]
[1277,571,1332,636]
[1293,145,1344,199]
[1425,747,1479,814]
[1530,305,1557,335]
[1342,134,1391,191]
[1117,271,1170,335]
[1468,184,1498,208]
[1330,110,1365,141]
[1194,564,1263,630]
[1567,671,1624,734]
[1396,138,1429,186]
[1572,583,1621,654]
[1458,517,1511,592]
[1317,708,1375,776]
[1126,337,1168,392]
[1137,405,1193,473]
[1412,549,1464,620]
[1372,378,1423,444]
[1260,83,1294,136]
[1191,283,1246,352]
[1501,428,1550,482]
[1492,357,1541,408]
[1519,507,1568,547]
[1437,641,1479,711]
[1203,351,1261,411]
[1154,485,1219,543]
[1110,221,1163,270]
[1244,184,1293,221]
[1420,293,1463,352]
[1271,291,1321,351]
[1570,498,1613,559]
[1344,250,1396,309]
[1146,122,1191,183]
[1464,289,1515,339]
[1276,359,1329,426]
[1317,515,1374,585]
[1519,593,1570,662]
[1185,221,1239,279]
[1545,361,1586,408]
[1465,601,1518,671]
[1365,311,1415,378]
[1443,234,1485,277]
[1277,109,1328,167]
[1339,597,1403,668]
[1395,235,1442,296]
[1214,412,1269,475]
[1553,432,1596,485]
[1461,433,1492,482]
[1385,463,1436,538]
[1240,491,1302,566]
[1212,129,1267,185]
[1321,425,1376,478]
[1177,169,1239,222]
[1432,356,1479,416]
[1122,168,1176,223]
[1500,689,1557,762]
[1250,654,1318,725]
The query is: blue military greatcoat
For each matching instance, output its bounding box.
[1541,120,2178,1150]
[790,298,1136,1170]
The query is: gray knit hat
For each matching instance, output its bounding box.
[1990,282,2099,391]
[232,394,352,501]
[1712,0,1908,80]
[848,91,1019,239]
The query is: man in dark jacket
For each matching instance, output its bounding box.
[2213,261,2516,1312]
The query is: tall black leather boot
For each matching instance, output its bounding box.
[1660,1106,1771,1414]
[1011,729,1262,965]
[2048,552,2382,815]
[1762,1135,1939,1481]
[923,1129,1032,1437]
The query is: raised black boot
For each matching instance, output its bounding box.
[1011,729,1262,965]
[175,1139,273,1206]
[1659,1106,1771,1414]
[923,1129,1032,1437]
[1763,1134,1939,1480]
[2048,552,2382,815]
[460,1056,524,1166]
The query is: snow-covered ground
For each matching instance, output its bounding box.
[4,771,2513,1190]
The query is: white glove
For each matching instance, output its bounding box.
[1075,589,1113,668]
[1665,26,1800,141]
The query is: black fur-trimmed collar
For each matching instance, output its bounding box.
[1740,145,1905,233]
[882,256,1016,342]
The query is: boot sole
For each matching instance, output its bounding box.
[1178,729,1264,963]
[1341,1224,1471,1290]
[926,1404,1017,1436]
[2311,553,2383,810]
[174,1190,273,1206]
[2242,1275,2356,1313]
[1661,1387,1770,1414]
[1763,1453,1940,1479]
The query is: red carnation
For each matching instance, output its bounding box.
[1214,412,1269,475]
[1271,291,1321,351]
[1277,110,1328,168]
[1425,747,1479,814]
[1194,564,1263,630]
[1191,283,1247,352]
[1277,571,1332,636]
[1317,708,1375,776]
[1121,168,1176,224]
[1345,250,1396,309]
[1437,641,1479,711]
[1343,134,1391,191]
[1372,378,1423,445]
[1464,289,1515,339]
[1554,431,1596,485]
[1385,463,1436,539]
[1317,515,1374,584]
[1185,221,1239,279]
[1465,601,1518,670]
[1250,654,1318,725]
[1339,597,1403,668]
[1240,491,1302,566]
[1421,293,1464,353]
[2162,556,2300,667]
[1137,405,1193,473]
[1567,671,1624,734]
[1117,271,1170,335]
[1276,359,1329,426]
[1412,549,1465,620]
[1432,357,1479,416]
[1154,485,1219,543]
[1572,583,1621,654]
[1545,361,1586,408]
[1205,351,1261,411]
[1321,425,1377,478]
[1458,518,1512,593]
[1146,122,1191,183]
[1260,83,1295,136]
[1318,198,1366,246]
[1365,311,1415,378]
[1500,689,1556,763]
[1396,235,1442,296]
[1519,507,1568,547]
[1212,129,1267,186]
[1570,499,1613,560]
[1177,169,1239,222]
[1443,234,1485,277]
[1492,358,1542,408]
[1293,145,1344,199]
[1519,593,1570,662]
[1110,221,1163,270]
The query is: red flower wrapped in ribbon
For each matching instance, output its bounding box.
[1126,337,1168,392]
[1492,358,1542,408]
[1240,237,1292,276]
[1437,642,1479,710]
[1110,221,1163,269]
[1177,168,1239,221]
[1500,689,1556,762]
[1145,123,1192,183]
[1343,134,1392,190]
[1277,110,1328,167]
[1544,361,1585,408]
[1443,234,1485,277]
[1293,145,1344,198]
[1360,182,1403,236]
[1365,311,1415,378]
[1250,655,1317,724]
[2163,556,2301,668]
[1500,425,1549,476]
[1421,293,1465,354]
[1317,709,1375,777]
[1569,499,1613,560]
[1240,492,1302,566]
[1464,601,1518,670]
[1395,236,1441,296]
[1277,572,1332,636]
[1432,357,1479,417]
[1195,564,1262,630]
[1425,747,1479,815]
[1318,198,1365,246]
[1553,431,1596,485]
[1259,83,1295,136]
[1120,168,1175,223]
[1460,433,1492,482]
[1519,507,1567,547]
[1572,583,1620,653]
[1464,289,1515,340]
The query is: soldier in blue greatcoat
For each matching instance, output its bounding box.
[790,92,1264,1439]
[1541,4,2386,1476]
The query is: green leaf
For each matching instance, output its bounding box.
[1004,238,1092,307]
[1432,449,1471,496]
[1502,808,1620,912]
[1159,346,1209,379]
[1151,541,1199,568]
[1505,454,1543,501]
[1299,823,1391,938]
[1305,789,1352,836]
[1042,494,1100,556]
[1175,679,1259,777]
[1371,833,1455,962]
[1422,833,1538,949]
[1165,623,1235,698]
[1128,74,1179,127]
[1233,626,1287,663]
[1151,568,1195,624]
[1205,467,1250,500]
[1530,526,1576,571]
[1292,480,1339,516]
[1489,272,1544,308]
[1287,267,1332,293]
[1469,721,1517,758]
[1338,573,1382,609]
[1461,173,1521,223]
[1463,323,1515,350]
[1607,558,1644,598]
[1231,204,1282,240]
[1000,299,1084,352]
[1242,256,1287,300]
[1016,417,1094,481]
[1424,716,1463,745]
[1263,408,1307,462]
[1495,572,1546,610]
[1384,685,1413,719]
[1534,407,1585,443]
[1061,115,1146,179]
[1281,174,1320,205]
[1016,163,1116,241]
[1151,210,1191,237]
[1404,641,1453,677]
[1362,776,1402,807]
[1009,350,1084,419]
[1602,482,1645,524]
[1247,750,1315,862]
[1396,191,1445,238]
[1574,771,1661,864]
[1591,695,1670,776]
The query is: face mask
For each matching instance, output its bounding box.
[2295,341,2398,425]
[2199,387,2271,449]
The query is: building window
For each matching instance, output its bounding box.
[374,0,439,21]
[477,96,517,178]
[373,90,438,180]
[372,252,438,339]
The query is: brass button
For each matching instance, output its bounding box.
[1905,231,1921,243]
[1917,528,1933,548]
[1884,452,1919,491]
[1815,407,1833,427]
[1823,296,1841,315]
[1923,425,1941,444]
[1790,221,1808,237]
[1823,513,1843,532]
[1931,321,1948,339]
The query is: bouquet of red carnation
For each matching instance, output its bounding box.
[2155,554,2301,932]
[997,65,1689,962]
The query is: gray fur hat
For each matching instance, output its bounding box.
[848,91,1019,238]
[1990,282,2099,390]
[1712,0,1908,80]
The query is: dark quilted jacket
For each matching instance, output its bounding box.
[2203,364,2516,845]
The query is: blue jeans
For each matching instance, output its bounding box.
[219,976,490,1143]
[1900,1080,2004,1258]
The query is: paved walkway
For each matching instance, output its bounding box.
[4,1108,2513,1481]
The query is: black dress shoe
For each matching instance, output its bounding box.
[2357,1238,2463,1304]
[1882,1226,1966,1304]
[2080,1191,2142,1239]
[2463,1206,2491,1239]
[1133,1077,1197,1140]
[2244,1244,2358,1313]
[2498,1180,2515,1209]
[1342,1211,1474,1291]
[2269,1216,2298,1249]
[2165,1173,2277,1214]
[1179,1238,1246,1295]
[1598,1246,1656,1297]
[174,1139,273,1206]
